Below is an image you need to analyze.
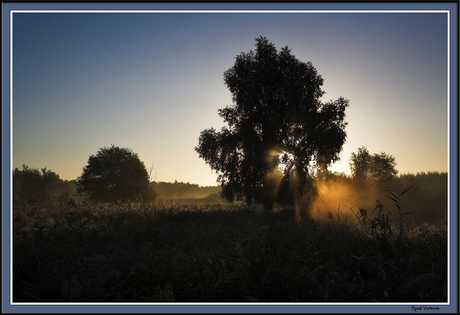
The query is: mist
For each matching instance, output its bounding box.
[153,181,221,200]
[312,177,378,224]
[295,172,448,229]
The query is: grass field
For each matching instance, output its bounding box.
[13,199,447,302]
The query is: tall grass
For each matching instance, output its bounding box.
[13,198,447,302]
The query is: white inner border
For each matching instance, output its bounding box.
[9,9,452,308]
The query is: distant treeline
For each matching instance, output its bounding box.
[385,171,448,226]
[153,181,221,201]
[12,165,78,207]
[12,165,447,226]
[12,165,222,206]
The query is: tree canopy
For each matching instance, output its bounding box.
[77,145,154,203]
[195,36,349,211]
[349,146,398,185]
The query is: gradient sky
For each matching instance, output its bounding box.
[12,10,449,186]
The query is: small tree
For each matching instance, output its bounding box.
[77,145,153,203]
[196,36,349,211]
[372,151,398,182]
[349,146,373,184]
[349,146,398,185]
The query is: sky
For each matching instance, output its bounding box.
[11,9,449,187]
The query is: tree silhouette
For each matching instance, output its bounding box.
[195,36,349,211]
[13,165,62,206]
[77,145,153,203]
[349,146,398,185]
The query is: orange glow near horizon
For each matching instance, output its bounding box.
[295,177,381,225]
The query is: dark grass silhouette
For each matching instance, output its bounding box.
[13,201,447,302]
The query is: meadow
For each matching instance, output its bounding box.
[13,194,447,302]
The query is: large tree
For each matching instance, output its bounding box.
[196,36,349,211]
[77,145,154,203]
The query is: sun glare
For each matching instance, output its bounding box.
[278,151,295,173]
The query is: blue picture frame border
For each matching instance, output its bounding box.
[2,1,458,313]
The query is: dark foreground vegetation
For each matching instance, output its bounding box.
[14,201,447,302]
